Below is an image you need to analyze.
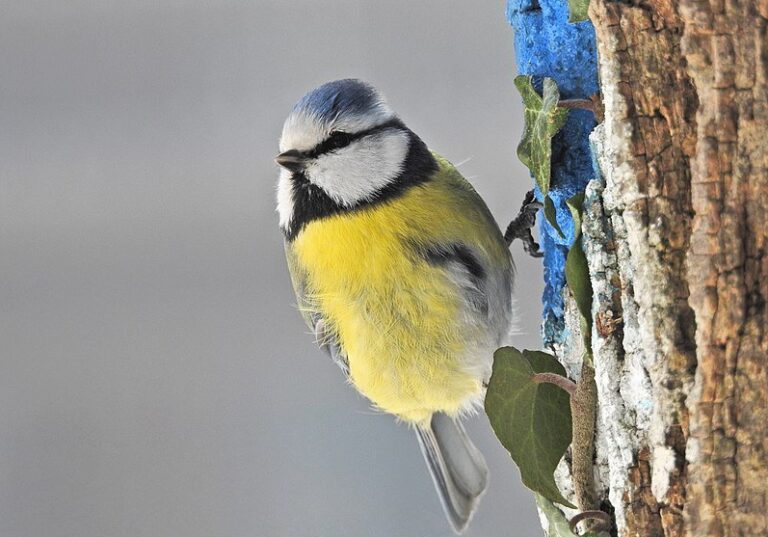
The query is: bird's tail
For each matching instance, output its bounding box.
[415,412,489,533]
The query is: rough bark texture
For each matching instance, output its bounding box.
[581,1,768,536]
[681,1,768,535]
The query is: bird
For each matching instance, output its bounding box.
[275,79,516,533]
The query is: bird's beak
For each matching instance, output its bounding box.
[275,149,307,172]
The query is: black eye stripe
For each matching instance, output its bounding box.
[304,118,405,159]
[282,126,438,241]
[324,131,353,151]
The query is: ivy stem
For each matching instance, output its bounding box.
[557,99,595,111]
[569,510,612,533]
[570,362,602,526]
[532,372,577,395]
[558,94,604,123]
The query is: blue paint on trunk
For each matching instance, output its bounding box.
[507,0,598,345]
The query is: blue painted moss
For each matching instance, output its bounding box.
[507,0,598,346]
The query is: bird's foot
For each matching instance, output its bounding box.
[504,190,543,258]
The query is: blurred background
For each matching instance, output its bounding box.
[1,1,544,536]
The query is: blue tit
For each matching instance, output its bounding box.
[275,79,513,533]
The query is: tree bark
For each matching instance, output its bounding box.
[576,1,768,535]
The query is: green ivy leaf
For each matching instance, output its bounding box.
[544,195,565,239]
[515,76,569,196]
[564,192,594,359]
[565,237,591,323]
[564,192,591,322]
[535,494,579,536]
[565,192,585,238]
[568,0,590,23]
[486,347,575,508]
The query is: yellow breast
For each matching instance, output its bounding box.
[291,159,507,424]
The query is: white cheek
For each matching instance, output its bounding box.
[305,131,410,207]
[276,168,294,229]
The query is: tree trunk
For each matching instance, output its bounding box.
[575,1,768,535]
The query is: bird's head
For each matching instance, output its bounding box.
[275,79,434,238]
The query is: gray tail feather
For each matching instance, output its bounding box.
[415,413,489,533]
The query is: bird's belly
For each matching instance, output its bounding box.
[325,262,485,425]
[294,219,490,424]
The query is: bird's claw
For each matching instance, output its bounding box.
[504,190,544,258]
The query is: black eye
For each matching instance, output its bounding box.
[326,131,352,150]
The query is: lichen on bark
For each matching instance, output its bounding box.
[570,1,768,536]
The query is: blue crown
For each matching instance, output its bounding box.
[292,79,381,124]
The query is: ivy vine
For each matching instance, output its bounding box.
[486,75,608,534]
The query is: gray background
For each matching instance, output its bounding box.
[1,1,544,536]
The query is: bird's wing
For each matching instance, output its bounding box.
[284,241,349,376]
[418,242,492,318]
[422,154,515,334]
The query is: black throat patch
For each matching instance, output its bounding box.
[282,128,438,241]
